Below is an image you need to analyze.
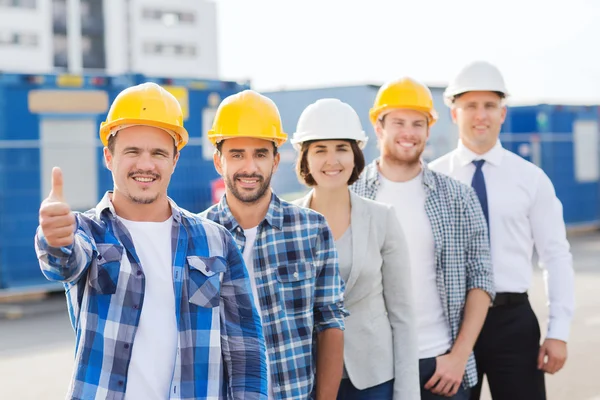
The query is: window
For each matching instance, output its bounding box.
[0,0,37,9]
[0,31,38,47]
[53,33,68,68]
[141,8,196,26]
[143,41,197,58]
[573,120,599,182]
[81,0,106,69]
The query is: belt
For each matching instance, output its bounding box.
[491,292,528,308]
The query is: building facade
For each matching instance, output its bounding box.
[0,0,219,78]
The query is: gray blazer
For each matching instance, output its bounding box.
[292,190,420,400]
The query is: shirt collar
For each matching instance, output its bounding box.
[94,191,183,223]
[215,192,284,232]
[456,139,504,167]
[367,158,437,191]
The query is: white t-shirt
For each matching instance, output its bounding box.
[242,226,274,399]
[376,172,453,359]
[118,216,178,399]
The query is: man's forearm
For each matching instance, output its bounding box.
[316,328,344,400]
[451,288,491,359]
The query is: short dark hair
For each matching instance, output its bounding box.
[295,140,365,187]
[107,133,178,158]
[215,140,278,156]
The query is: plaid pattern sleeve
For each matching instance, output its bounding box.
[34,216,96,285]
[462,186,496,300]
[215,222,269,399]
[34,192,268,400]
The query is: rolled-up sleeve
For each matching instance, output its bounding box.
[313,217,348,333]
[219,231,268,399]
[463,187,495,301]
[34,214,95,284]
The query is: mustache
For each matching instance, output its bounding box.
[128,170,161,179]
[233,173,263,181]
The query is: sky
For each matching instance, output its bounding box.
[214,0,600,105]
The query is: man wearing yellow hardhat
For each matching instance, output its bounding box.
[430,61,574,400]
[34,82,268,400]
[201,89,347,400]
[350,77,495,399]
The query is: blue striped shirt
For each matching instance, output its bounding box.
[34,192,268,400]
[201,193,348,400]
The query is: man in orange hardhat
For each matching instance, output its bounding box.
[201,89,348,400]
[351,77,494,399]
[35,82,268,400]
[430,60,574,400]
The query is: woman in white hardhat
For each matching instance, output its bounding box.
[291,98,420,400]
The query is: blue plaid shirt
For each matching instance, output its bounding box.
[350,160,495,389]
[201,193,347,400]
[34,192,268,400]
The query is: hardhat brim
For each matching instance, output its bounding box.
[208,131,288,148]
[370,105,438,126]
[100,118,189,150]
[290,135,368,151]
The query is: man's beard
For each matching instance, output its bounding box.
[225,170,273,204]
[383,143,423,167]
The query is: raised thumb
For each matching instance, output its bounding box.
[49,167,65,202]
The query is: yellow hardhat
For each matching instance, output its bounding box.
[207,90,288,147]
[99,82,189,151]
[369,77,438,126]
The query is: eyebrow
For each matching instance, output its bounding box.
[123,146,169,155]
[314,143,349,149]
[390,118,426,124]
[228,148,270,154]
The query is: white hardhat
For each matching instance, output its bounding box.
[291,98,369,151]
[444,61,509,107]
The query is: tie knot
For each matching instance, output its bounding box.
[473,159,486,170]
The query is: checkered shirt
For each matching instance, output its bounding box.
[201,193,348,400]
[34,192,268,400]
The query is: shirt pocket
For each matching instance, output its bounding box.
[88,243,124,295]
[276,263,316,316]
[188,255,227,308]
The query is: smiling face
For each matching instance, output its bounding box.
[214,137,280,204]
[104,125,179,207]
[375,108,429,167]
[451,91,507,154]
[304,140,355,190]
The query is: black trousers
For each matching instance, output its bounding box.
[470,295,546,400]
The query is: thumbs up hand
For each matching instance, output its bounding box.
[39,167,76,248]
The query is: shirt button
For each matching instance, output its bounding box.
[97,255,102,261]
[293,272,299,278]
[124,344,129,349]
[118,380,124,386]
[133,304,139,310]
[136,270,142,276]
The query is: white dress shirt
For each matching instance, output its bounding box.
[429,139,575,341]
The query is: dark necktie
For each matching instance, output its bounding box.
[471,159,489,229]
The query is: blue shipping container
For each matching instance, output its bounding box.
[500,104,600,227]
